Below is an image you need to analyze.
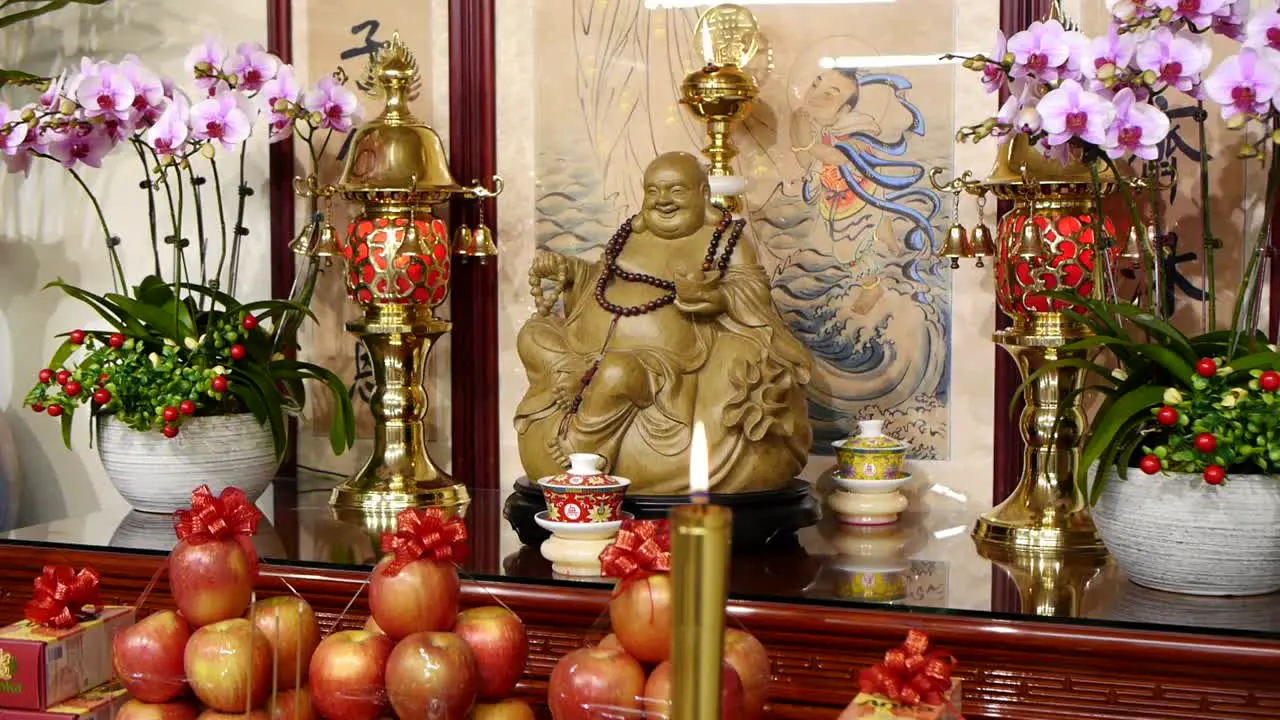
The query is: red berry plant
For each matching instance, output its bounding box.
[11,39,363,458]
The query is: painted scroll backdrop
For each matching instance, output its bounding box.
[533,0,957,458]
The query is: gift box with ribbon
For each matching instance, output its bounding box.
[0,566,134,711]
[839,630,963,720]
[0,682,130,720]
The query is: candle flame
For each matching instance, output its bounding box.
[689,421,709,496]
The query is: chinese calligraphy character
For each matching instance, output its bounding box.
[337,20,384,162]
[1153,97,1210,205]
[351,342,376,404]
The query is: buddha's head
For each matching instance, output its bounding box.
[640,152,710,239]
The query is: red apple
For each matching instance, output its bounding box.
[117,700,200,720]
[641,660,744,719]
[195,712,270,720]
[367,556,459,640]
[169,538,254,627]
[596,634,623,652]
[453,606,528,700]
[251,597,321,690]
[308,630,393,720]
[266,688,315,720]
[113,609,191,702]
[548,647,645,719]
[472,700,536,719]
[608,574,672,663]
[185,618,272,712]
[385,632,478,720]
[724,628,771,720]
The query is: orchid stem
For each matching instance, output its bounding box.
[65,165,125,293]
[132,141,162,276]
[228,144,248,296]
[210,155,230,291]
[1229,121,1280,354]
[1196,103,1217,331]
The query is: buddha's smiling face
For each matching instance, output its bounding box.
[641,154,709,240]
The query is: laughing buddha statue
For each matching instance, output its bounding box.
[515,152,813,494]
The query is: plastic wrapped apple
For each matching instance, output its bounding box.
[385,631,478,720]
[724,628,772,720]
[547,646,646,719]
[368,508,468,641]
[308,630,394,720]
[184,618,273,712]
[471,700,536,719]
[113,609,191,703]
[599,520,673,663]
[267,687,315,720]
[116,699,200,720]
[250,596,321,690]
[454,606,529,701]
[169,485,264,628]
[642,660,745,719]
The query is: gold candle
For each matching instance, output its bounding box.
[670,422,732,720]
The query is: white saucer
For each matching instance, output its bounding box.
[833,472,912,494]
[535,511,633,540]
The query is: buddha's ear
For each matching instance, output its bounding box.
[704,205,722,224]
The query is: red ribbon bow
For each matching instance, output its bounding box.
[173,485,264,570]
[599,519,672,586]
[380,508,469,576]
[857,630,955,707]
[24,565,103,629]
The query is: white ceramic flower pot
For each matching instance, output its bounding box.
[97,413,278,514]
[1093,466,1280,596]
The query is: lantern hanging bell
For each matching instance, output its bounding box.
[397,219,426,257]
[312,222,342,257]
[468,223,498,262]
[289,217,320,256]
[941,224,968,269]
[1018,219,1048,259]
[452,225,476,256]
[971,222,995,267]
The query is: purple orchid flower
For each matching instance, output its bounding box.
[229,42,280,93]
[982,30,1009,93]
[185,36,227,91]
[119,56,166,128]
[1135,28,1212,93]
[1153,0,1230,28]
[0,104,28,155]
[1086,28,1136,77]
[1245,10,1280,52]
[39,71,68,111]
[1037,79,1117,146]
[260,66,301,142]
[1213,1,1249,39]
[1007,20,1078,83]
[145,94,191,155]
[48,125,114,169]
[1107,0,1161,22]
[75,65,136,121]
[189,91,253,149]
[302,75,360,133]
[1103,87,1171,160]
[1204,48,1280,121]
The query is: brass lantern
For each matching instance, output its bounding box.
[320,33,500,530]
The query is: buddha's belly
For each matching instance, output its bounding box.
[567,303,698,353]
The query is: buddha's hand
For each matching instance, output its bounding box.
[529,250,574,315]
[673,267,726,315]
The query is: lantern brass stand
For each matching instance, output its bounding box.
[680,4,762,212]
[295,33,500,532]
[933,134,1117,555]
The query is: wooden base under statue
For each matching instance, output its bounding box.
[504,476,818,551]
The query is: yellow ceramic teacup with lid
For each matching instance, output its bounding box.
[832,419,908,480]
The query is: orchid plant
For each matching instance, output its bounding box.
[953,2,1280,493]
[2,37,361,457]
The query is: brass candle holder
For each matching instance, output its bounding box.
[679,4,762,212]
[670,423,732,720]
[294,33,501,533]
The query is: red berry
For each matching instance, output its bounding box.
[38,368,54,384]
[93,388,111,405]
[163,425,179,438]
[1196,358,1218,377]
[30,403,44,413]
[55,370,71,386]
[162,406,179,422]
[1195,433,1217,453]
[242,314,259,330]
[1261,370,1280,392]
[47,405,63,417]
[211,375,229,393]
[98,373,110,386]
[108,333,125,348]
[1157,406,1179,426]
[179,399,196,416]
[1139,454,1162,475]
[69,329,86,345]
[229,344,246,360]
[64,381,82,397]
[1204,465,1226,485]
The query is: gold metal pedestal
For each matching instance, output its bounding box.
[978,542,1113,617]
[973,317,1105,554]
[329,304,469,532]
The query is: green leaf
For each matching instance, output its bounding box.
[1080,384,1168,491]
[1106,304,1198,361]
[0,68,48,89]
[134,276,175,307]
[1224,350,1280,374]
[47,338,78,370]
[178,283,241,310]
[1131,344,1195,384]
[229,367,287,461]
[238,299,318,326]
[1088,417,1148,505]
[273,359,356,453]
[45,280,149,337]
[60,410,73,450]
[105,293,194,342]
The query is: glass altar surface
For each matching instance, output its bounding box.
[4,470,1278,641]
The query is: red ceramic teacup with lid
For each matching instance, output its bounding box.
[536,453,630,523]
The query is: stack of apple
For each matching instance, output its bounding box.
[109,523,534,720]
[548,573,773,720]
